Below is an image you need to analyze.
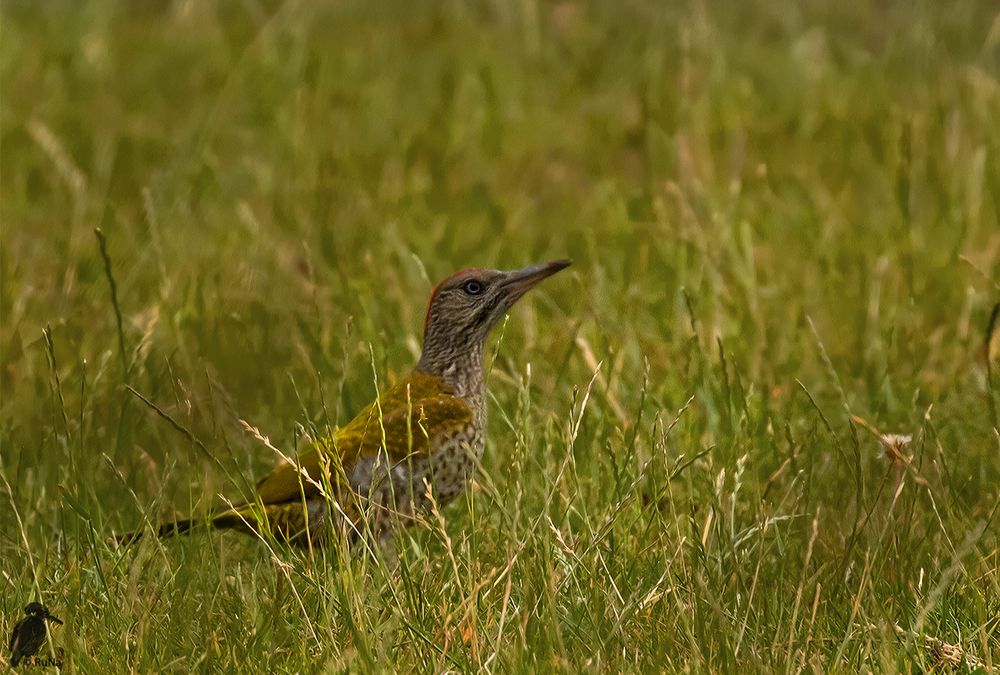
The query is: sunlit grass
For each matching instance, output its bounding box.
[2,0,999,670]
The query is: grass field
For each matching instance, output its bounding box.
[3,0,1000,671]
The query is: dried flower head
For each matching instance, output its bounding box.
[878,433,912,465]
[851,416,913,467]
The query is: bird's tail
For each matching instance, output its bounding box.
[113,517,201,545]
[113,503,259,545]
[113,500,345,547]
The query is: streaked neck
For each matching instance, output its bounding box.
[416,341,485,401]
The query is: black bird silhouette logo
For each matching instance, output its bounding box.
[7,603,62,667]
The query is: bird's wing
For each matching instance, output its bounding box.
[8,619,22,652]
[250,372,472,506]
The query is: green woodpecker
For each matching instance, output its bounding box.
[118,260,571,547]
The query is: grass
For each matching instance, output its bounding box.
[2,0,999,671]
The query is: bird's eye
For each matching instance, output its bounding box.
[462,279,484,295]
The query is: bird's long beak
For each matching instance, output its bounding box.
[46,613,63,625]
[501,259,572,296]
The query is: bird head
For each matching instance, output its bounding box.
[418,260,571,374]
[23,603,62,624]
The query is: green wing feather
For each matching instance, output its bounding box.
[250,370,472,506]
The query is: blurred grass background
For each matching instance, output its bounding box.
[2,0,999,670]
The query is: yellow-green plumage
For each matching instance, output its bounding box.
[254,370,473,503]
[212,371,477,544]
